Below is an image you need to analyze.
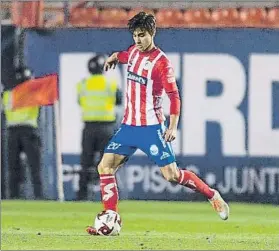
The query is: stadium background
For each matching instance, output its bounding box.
[1,0,279,203]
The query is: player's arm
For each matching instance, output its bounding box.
[104,51,128,71]
[160,60,181,142]
[164,92,181,142]
[104,45,134,71]
[104,52,119,71]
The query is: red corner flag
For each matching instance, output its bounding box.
[12,74,58,109]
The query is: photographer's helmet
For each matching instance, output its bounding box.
[88,55,106,75]
[15,66,33,84]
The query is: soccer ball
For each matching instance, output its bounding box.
[94,210,122,236]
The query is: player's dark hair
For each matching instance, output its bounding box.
[128,11,156,36]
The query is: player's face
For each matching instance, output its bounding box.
[133,28,154,52]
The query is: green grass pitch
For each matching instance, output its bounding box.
[1,200,279,250]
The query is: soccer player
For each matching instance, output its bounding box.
[87,12,229,235]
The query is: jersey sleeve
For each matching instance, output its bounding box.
[153,57,181,115]
[117,51,128,64]
[155,58,178,93]
[117,45,135,64]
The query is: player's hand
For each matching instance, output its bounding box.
[163,127,177,142]
[104,53,119,71]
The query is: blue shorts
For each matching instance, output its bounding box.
[104,123,176,167]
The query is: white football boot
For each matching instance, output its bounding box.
[209,189,230,220]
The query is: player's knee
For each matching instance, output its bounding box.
[97,153,119,175]
[97,161,115,175]
[160,163,180,182]
[162,172,179,182]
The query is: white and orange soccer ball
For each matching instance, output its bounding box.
[94,210,122,236]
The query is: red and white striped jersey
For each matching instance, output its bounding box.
[117,45,178,126]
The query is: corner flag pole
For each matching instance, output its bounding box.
[54,100,64,202]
